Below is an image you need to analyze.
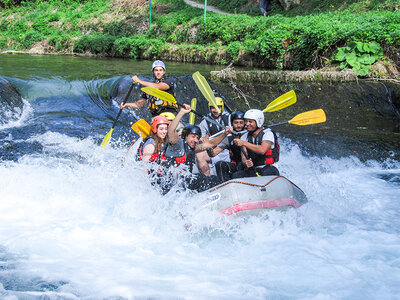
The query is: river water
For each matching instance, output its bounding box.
[0,54,399,299]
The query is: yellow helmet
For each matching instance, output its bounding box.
[208,97,224,112]
[160,112,175,121]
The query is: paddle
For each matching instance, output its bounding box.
[191,71,296,115]
[141,86,176,104]
[131,119,152,138]
[263,90,296,112]
[100,83,135,148]
[141,87,224,130]
[268,109,326,127]
[189,98,197,125]
[192,71,221,113]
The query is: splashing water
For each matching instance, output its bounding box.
[0,56,399,299]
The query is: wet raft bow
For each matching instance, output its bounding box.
[197,175,307,216]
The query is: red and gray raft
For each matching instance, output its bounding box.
[199,176,307,216]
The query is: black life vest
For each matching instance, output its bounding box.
[246,129,280,166]
[137,137,166,163]
[205,113,230,136]
[146,78,178,116]
[228,134,243,165]
[161,140,196,172]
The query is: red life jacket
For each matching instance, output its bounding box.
[161,140,196,172]
[137,137,166,163]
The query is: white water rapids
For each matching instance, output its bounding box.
[0,127,399,299]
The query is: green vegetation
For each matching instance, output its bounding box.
[201,0,399,16]
[333,41,383,76]
[0,0,399,77]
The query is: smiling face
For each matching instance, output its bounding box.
[156,124,168,139]
[210,106,223,118]
[185,133,199,149]
[232,119,245,132]
[153,66,165,80]
[245,119,258,132]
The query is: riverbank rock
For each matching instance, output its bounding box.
[210,67,358,83]
[0,77,24,125]
[369,60,400,79]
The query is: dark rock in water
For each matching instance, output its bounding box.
[0,77,24,125]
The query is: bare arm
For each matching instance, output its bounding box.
[120,97,146,109]
[132,75,170,91]
[195,126,232,153]
[168,104,191,145]
[141,144,156,162]
[234,139,271,155]
[208,146,223,157]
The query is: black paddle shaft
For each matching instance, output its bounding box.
[111,83,135,129]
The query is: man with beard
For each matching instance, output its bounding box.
[160,104,232,194]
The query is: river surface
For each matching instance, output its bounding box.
[0,54,399,299]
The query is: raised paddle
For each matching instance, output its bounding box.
[189,98,197,125]
[141,87,225,130]
[268,109,326,127]
[263,90,296,112]
[100,83,135,148]
[192,71,221,113]
[131,119,152,138]
[191,71,296,114]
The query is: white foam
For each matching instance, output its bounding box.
[0,99,33,131]
[0,135,399,298]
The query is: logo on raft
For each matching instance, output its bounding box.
[201,193,221,207]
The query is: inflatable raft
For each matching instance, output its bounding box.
[197,176,307,216]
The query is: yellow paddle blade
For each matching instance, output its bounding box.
[141,87,176,104]
[189,98,197,125]
[263,90,297,112]
[100,128,114,148]
[131,119,152,138]
[192,71,221,114]
[289,109,326,126]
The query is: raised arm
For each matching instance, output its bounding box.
[168,104,191,145]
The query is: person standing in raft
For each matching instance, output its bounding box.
[208,110,246,182]
[161,104,233,193]
[120,60,178,117]
[232,109,280,178]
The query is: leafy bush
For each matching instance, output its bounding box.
[74,34,117,54]
[333,41,383,76]
[115,35,166,59]
[103,21,135,37]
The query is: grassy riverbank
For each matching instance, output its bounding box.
[0,0,399,78]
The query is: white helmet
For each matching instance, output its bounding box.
[152,60,166,71]
[244,109,264,128]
